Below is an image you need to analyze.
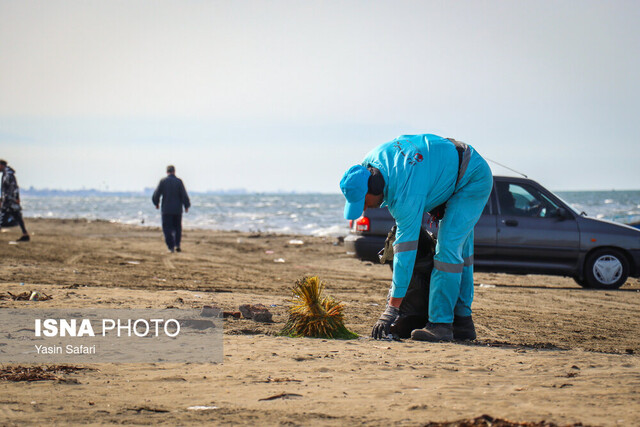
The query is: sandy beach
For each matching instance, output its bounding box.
[1,218,639,426]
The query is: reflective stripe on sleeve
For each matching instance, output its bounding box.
[434,259,464,273]
[463,255,474,266]
[393,240,418,254]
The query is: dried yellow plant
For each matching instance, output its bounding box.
[279,276,357,339]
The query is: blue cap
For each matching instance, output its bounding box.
[340,165,370,220]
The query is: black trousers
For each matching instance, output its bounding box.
[15,211,27,235]
[161,213,182,250]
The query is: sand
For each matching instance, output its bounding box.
[1,218,639,426]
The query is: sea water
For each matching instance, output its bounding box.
[20,190,640,236]
[21,193,348,236]
[556,190,640,225]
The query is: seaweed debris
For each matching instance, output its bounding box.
[0,365,92,382]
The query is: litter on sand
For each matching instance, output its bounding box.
[258,393,303,401]
[274,258,286,263]
[29,291,49,301]
[223,311,242,318]
[187,406,218,411]
[478,284,496,288]
[239,304,273,323]
[288,239,304,245]
[1,291,52,301]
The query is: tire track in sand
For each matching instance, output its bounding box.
[65,254,83,265]
[163,257,175,269]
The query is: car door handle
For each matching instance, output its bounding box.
[502,219,519,227]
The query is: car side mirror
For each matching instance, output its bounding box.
[556,207,570,220]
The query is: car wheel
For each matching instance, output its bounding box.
[584,249,629,290]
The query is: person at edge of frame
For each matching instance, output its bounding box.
[0,159,30,242]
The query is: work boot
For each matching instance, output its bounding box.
[17,235,30,242]
[453,315,476,341]
[411,322,453,342]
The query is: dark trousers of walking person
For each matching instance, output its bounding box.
[162,214,182,251]
[14,211,28,235]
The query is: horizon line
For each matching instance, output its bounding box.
[21,187,640,195]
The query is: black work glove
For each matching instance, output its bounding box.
[371,305,399,340]
[429,203,446,223]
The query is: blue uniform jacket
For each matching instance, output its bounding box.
[362,134,459,298]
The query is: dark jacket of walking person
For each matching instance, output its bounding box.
[152,165,190,252]
[0,159,30,241]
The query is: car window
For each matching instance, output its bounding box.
[496,182,560,218]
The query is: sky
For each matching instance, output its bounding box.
[1,0,639,193]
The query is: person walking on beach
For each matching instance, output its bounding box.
[0,159,30,242]
[152,165,190,253]
[340,134,492,342]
